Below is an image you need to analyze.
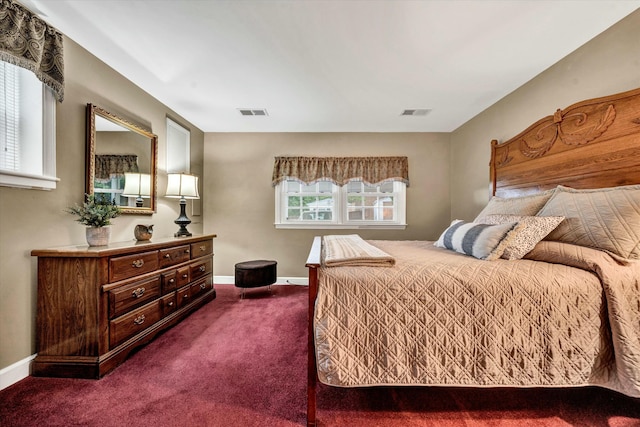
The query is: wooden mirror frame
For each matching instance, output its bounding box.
[86,103,158,214]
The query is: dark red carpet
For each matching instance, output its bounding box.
[1,284,638,426]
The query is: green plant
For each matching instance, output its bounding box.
[67,194,121,227]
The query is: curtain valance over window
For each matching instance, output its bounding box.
[95,154,139,181]
[272,156,409,187]
[0,0,64,101]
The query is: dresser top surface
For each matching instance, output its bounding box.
[31,234,216,258]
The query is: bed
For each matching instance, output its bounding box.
[305,87,640,426]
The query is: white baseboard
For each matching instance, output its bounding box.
[0,354,35,391]
[214,276,308,286]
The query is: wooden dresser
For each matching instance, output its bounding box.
[31,234,216,378]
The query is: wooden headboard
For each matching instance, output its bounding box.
[490,87,640,198]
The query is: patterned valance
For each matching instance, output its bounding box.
[0,0,64,101]
[272,156,409,187]
[95,154,139,181]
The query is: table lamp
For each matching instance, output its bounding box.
[165,173,199,237]
[122,173,151,207]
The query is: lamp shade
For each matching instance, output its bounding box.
[122,173,151,197]
[166,173,199,199]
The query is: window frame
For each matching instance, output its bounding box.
[0,63,58,190]
[166,117,190,174]
[275,179,407,230]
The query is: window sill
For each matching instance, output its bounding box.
[0,171,59,190]
[275,223,407,230]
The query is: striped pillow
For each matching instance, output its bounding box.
[435,220,517,260]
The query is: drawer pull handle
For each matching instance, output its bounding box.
[185,249,190,254]
[169,278,175,284]
[199,245,206,252]
[167,301,174,307]
[200,283,206,290]
[199,266,206,272]
[164,254,171,259]
[183,293,189,299]
[132,287,145,298]
[133,314,146,325]
[182,273,188,279]
[132,259,144,268]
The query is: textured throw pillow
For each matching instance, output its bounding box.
[435,219,517,260]
[474,189,556,223]
[537,185,640,260]
[481,214,564,260]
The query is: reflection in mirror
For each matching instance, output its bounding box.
[122,172,151,207]
[86,104,158,214]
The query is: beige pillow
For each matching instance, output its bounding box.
[474,189,556,223]
[538,185,640,260]
[481,214,564,260]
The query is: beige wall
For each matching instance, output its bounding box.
[2,5,639,381]
[450,9,640,221]
[203,132,451,278]
[0,37,204,370]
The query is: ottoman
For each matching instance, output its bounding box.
[234,260,277,298]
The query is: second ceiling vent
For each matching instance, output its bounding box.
[400,109,431,116]
[238,108,269,116]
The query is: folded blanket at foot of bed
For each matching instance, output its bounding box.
[322,234,395,267]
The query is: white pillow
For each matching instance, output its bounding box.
[481,214,564,260]
[435,219,517,260]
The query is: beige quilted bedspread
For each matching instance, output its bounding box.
[314,240,640,397]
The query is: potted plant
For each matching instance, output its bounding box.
[67,194,121,246]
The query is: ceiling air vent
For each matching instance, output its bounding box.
[400,109,431,116]
[238,108,268,116]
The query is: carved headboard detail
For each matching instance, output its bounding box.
[490,87,640,197]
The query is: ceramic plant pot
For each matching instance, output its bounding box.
[86,226,110,246]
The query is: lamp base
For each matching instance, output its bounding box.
[174,227,192,238]
[174,198,192,238]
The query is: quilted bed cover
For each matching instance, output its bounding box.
[314,240,640,398]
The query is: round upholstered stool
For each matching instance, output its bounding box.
[234,260,277,298]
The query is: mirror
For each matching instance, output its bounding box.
[86,104,158,214]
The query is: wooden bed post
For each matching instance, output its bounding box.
[490,139,499,197]
[306,236,322,427]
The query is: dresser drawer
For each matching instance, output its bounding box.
[191,240,213,259]
[161,266,190,294]
[176,284,191,309]
[190,276,213,300]
[176,266,190,287]
[109,300,163,348]
[161,293,177,317]
[190,258,212,282]
[109,275,161,319]
[161,271,177,293]
[109,251,158,282]
[159,245,191,268]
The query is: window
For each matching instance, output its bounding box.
[166,118,190,173]
[275,179,406,229]
[0,61,57,189]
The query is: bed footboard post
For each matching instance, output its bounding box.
[306,236,322,427]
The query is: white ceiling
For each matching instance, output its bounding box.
[29,0,640,132]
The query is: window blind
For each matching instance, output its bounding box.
[0,61,19,170]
